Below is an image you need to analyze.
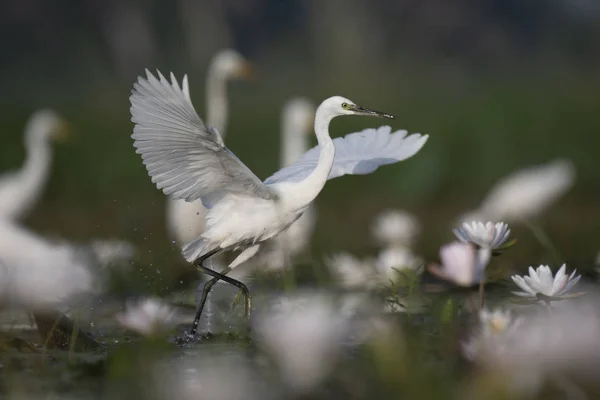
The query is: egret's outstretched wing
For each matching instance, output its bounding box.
[130,70,275,206]
[264,126,428,184]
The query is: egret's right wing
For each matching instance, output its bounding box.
[264,126,428,184]
[130,70,276,206]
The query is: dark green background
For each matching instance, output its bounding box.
[1,0,599,289]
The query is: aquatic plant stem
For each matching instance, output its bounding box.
[478,280,485,309]
[524,220,562,265]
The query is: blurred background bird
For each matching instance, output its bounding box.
[0,110,68,222]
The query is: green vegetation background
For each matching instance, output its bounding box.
[0,0,599,292]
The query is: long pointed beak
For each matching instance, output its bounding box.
[351,105,394,119]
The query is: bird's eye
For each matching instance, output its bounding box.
[341,102,349,109]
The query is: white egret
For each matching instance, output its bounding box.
[0,110,68,221]
[130,70,429,336]
[166,49,253,247]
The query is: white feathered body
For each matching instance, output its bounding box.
[166,197,208,245]
[262,207,316,269]
[182,184,312,262]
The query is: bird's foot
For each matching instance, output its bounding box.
[231,289,244,310]
[175,330,216,345]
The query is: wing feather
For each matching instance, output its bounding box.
[130,70,275,205]
[264,126,428,184]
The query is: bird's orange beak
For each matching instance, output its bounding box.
[237,61,256,81]
[52,119,72,142]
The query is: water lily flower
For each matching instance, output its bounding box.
[462,308,523,361]
[429,242,490,286]
[326,252,377,290]
[117,297,178,336]
[151,352,266,400]
[464,299,600,395]
[375,247,422,281]
[478,308,523,337]
[253,293,349,393]
[453,221,512,250]
[511,264,584,303]
[371,210,420,247]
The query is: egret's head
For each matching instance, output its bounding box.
[25,109,70,143]
[320,96,394,120]
[283,97,315,135]
[212,49,254,80]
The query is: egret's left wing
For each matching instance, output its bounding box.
[264,126,428,185]
[130,70,276,207]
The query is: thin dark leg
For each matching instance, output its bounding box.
[188,250,251,337]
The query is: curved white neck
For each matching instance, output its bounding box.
[205,67,228,137]
[8,133,52,220]
[281,118,308,167]
[290,107,335,205]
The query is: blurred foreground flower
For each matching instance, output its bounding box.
[453,221,512,251]
[152,352,270,400]
[462,159,575,223]
[327,252,377,290]
[117,297,178,336]
[375,247,422,282]
[464,299,600,395]
[371,209,420,247]
[253,293,350,394]
[511,264,584,304]
[429,242,490,286]
[462,308,523,361]
[327,249,421,291]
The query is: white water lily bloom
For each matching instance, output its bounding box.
[453,221,511,250]
[253,293,349,393]
[462,308,523,362]
[467,299,600,393]
[478,308,523,337]
[375,247,422,282]
[511,264,582,301]
[152,352,268,400]
[372,210,420,246]
[475,159,575,222]
[117,297,178,336]
[326,252,377,290]
[429,242,490,286]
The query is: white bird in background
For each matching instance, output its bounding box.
[0,221,93,312]
[166,49,253,247]
[460,159,576,223]
[0,221,136,317]
[259,98,317,270]
[130,70,429,336]
[0,110,68,222]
